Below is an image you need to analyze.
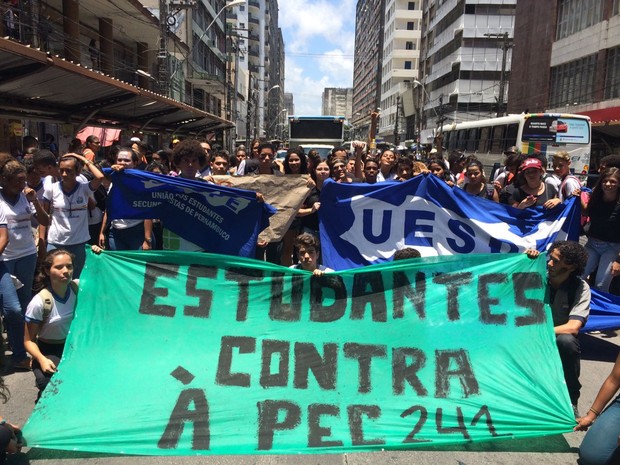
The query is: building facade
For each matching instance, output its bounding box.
[244,0,285,142]
[322,88,353,119]
[418,0,516,142]
[377,0,422,145]
[508,0,620,164]
[352,0,386,144]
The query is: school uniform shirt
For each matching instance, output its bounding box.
[0,192,37,260]
[44,181,95,245]
[25,281,79,341]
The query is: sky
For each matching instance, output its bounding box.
[279,0,356,115]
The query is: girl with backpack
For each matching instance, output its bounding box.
[24,249,80,398]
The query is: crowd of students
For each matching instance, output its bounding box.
[1,136,620,463]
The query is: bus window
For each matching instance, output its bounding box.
[479,127,490,153]
[466,128,479,152]
[505,123,518,151]
[457,130,467,150]
[491,125,505,152]
[446,131,456,151]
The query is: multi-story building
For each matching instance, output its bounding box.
[245,0,285,141]
[377,0,422,145]
[284,92,295,116]
[418,0,516,143]
[322,88,353,119]
[352,0,385,144]
[507,0,620,163]
[0,0,232,154]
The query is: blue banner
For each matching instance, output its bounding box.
[319,174,581,270]
[106,170,276,257]
[586,289,620,332]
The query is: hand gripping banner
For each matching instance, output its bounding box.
[23,250,576,455]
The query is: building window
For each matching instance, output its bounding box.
[408,1,417,9]
[407,22,414,30]
[404,61,412,70]
[606,46,620,99]
[556,0,603,40]
[406,41,413,50]
[549,54,597,107]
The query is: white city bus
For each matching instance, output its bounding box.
[440,113,592,178]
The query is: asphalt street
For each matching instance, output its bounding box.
[2,330,618,465]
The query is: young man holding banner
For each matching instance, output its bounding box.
[527,241,590,417]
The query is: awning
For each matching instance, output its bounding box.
[0,38,233,135]
[577,106,620,139]
[578,107,620,125]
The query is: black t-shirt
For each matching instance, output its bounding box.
[510,184,558,207]
[588,199,620,243]
[301,187,320,232]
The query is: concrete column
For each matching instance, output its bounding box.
[62,0,80,63]
[137,42,150,89]
[99,18,114,75]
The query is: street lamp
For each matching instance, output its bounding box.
[263,85,281,137]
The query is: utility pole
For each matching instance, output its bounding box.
[484,32,513,117]
[158,0,195,97]
[393,95,401,147]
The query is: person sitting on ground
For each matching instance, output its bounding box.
[526,240,590,416]
[393,247,421,260]
[24,247,100,401]
[574,351,620,465]
[289,233,333,275]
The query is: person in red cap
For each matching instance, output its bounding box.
[510,157,559,209]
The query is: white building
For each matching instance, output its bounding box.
[377,0,423,145]
[417,0,516,142]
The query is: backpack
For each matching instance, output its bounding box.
[38,281,79,321]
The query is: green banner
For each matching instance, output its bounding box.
[23,250,575,455]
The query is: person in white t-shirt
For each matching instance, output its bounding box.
[99,148,153,250]
[42,154,104,278]
[552,151,582,202]
[0,158,50,370]
[25,249,80,398]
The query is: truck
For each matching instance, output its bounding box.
[288,115,345,159]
